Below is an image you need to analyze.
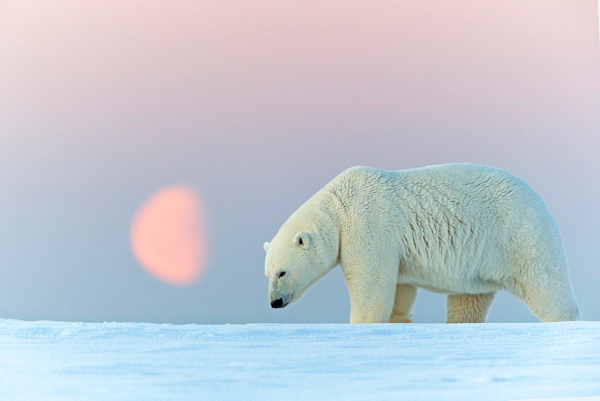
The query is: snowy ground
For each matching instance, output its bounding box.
[0,319,599,400]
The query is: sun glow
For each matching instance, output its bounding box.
[130,186,207,286]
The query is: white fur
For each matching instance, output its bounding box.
[264,164,581,323]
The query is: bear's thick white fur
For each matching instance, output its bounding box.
[264,164,580,323]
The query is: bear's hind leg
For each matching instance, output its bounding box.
[447,292,496,323]
[507,273,580,322]
[389,284,417,323]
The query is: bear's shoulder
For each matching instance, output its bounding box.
[334,166,391,182]
[326,166,393,192]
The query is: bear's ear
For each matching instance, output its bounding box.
[293,232,310,249]
[263,242,270,252]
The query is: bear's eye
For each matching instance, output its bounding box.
[278,271,286,278]
[297,237,303,246]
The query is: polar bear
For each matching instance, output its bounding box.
[264,164,580,323]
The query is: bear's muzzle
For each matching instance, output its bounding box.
[271,298,290,308]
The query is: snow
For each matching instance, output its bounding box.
[0,319,599,400]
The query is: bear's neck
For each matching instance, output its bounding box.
[304,188,344,230]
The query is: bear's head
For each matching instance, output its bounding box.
[264,210,339,310]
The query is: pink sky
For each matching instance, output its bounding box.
[2,1,598,130]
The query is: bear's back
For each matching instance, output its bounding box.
[327,163,555,269]
[396,163,547,221]
[331,163,538,210]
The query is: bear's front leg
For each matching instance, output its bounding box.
[344,269,397,324]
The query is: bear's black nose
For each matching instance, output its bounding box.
[271,298,284,308]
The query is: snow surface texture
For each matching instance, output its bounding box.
[0,319,599,400]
